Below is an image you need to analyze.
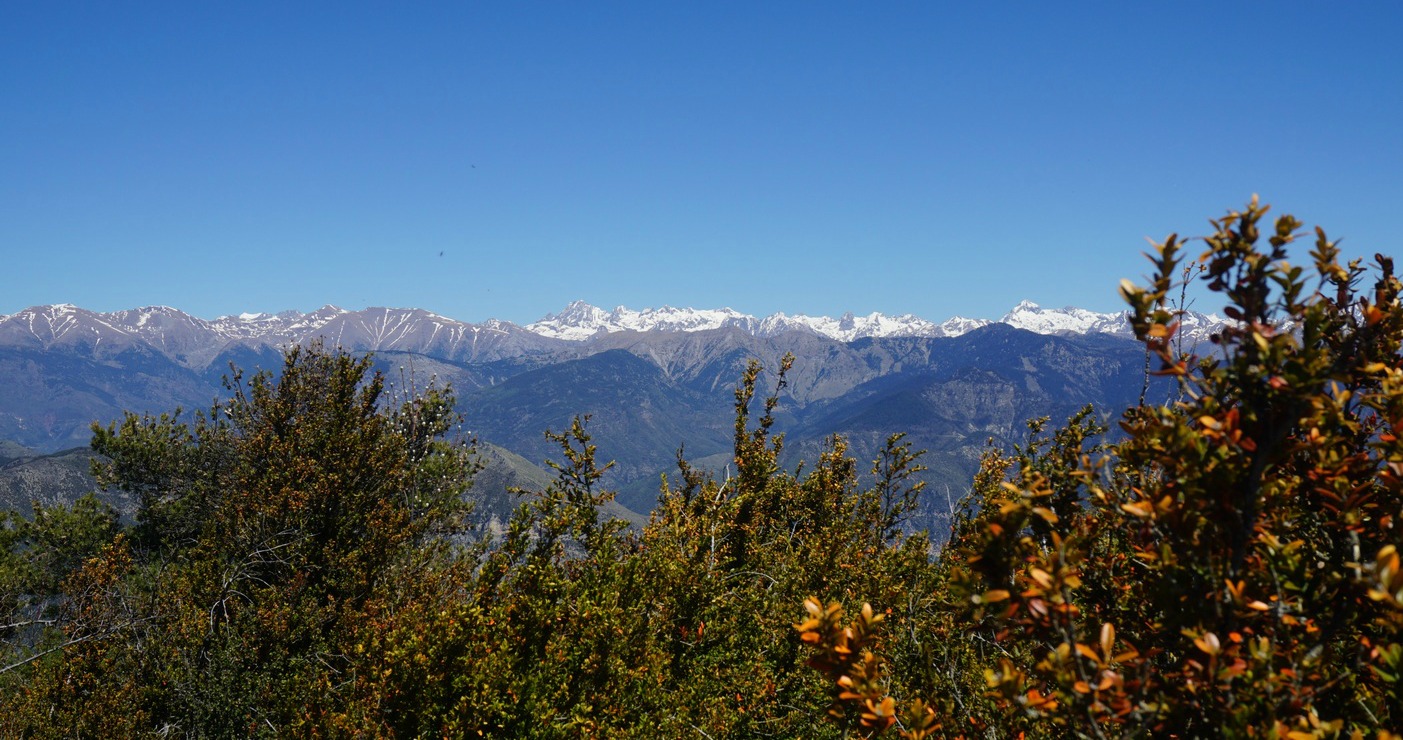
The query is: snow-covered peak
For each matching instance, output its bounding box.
[997,301,1226,344]
[935,316,993,337]
[1001,302,1133,336]
[557,300,610,323]
[525,303,608,340]
[527,302,760,340]
[754,311,946,341]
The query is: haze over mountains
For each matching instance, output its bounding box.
[0,300,1217,527]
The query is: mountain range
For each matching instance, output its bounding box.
[0,300,1225,355]
[0,301,1215,528]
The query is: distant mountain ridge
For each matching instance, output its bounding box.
[526,299,1229,344]
[0,303,556,371]
[0,301,1227,363]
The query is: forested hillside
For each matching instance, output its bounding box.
[1,202,1399,737]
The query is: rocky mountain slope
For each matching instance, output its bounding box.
[0,445,128,516]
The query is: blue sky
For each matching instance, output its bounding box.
[3,2,1400,325]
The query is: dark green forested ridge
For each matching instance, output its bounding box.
[0,201,1400,738]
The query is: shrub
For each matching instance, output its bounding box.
[800,199,1403,737]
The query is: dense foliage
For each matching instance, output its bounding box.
[800,199,1403,737]
[0,340,931,737]
[0,345,478,736]
[0,201,1399,737]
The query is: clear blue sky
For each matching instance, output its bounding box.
[3,2,1400,324]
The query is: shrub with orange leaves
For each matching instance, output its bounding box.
[801,200,1403,737]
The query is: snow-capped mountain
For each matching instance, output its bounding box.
[999,300,1129,335]
[525,301,762,340]
[523,302,957,342]
[525,301,982,341]
[0,300,1227,360]
[526,302,988,341]
[0,304,557,371]
[753,312,949,341]
[525,300,1225,343]
[996,300,1227,346]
